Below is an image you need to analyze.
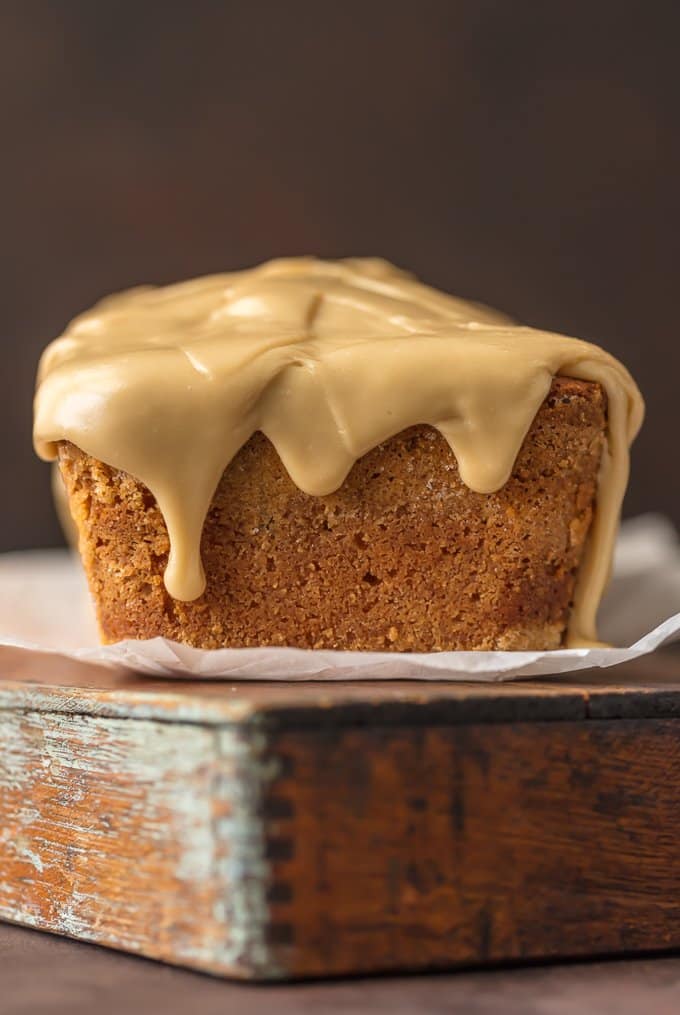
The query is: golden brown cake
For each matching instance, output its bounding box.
[34,258,643,652]
[56,377,605,651]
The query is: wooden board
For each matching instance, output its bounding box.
[1,646,680,980]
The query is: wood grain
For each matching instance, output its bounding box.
[263,718,680,975]
[0,706,280,977]
[1,649,680,979]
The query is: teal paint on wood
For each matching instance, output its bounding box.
[0,707,282,977]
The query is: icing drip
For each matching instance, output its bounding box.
[33,257,644,646]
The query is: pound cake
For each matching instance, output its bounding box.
[34,258,643,651]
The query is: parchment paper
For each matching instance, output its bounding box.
[1,514,678,680]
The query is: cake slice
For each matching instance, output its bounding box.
[56,377,605,651]
[34,258,643,651]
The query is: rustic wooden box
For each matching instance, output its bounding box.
[1,648,680,980]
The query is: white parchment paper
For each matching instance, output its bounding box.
[1,514,679,680]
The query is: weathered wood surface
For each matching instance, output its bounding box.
[265,718,680,976]
[0,703,279,976]
[1,647,680,979]
[4,646,680,723]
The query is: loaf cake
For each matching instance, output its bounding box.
[34,258,643,651]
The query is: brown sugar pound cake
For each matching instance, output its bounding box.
[55,381,605,652]
[34,258,644,651]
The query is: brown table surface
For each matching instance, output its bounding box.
[2,923,680,1015]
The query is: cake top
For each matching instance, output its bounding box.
[34,257,644,646]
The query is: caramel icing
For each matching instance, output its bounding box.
[33,258,644,647]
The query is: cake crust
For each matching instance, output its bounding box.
[57,377,606,652]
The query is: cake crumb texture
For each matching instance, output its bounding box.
[58,377,606,652]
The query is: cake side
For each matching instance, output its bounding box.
[57,377,606,652]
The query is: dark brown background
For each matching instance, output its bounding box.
[2,0,679,552]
